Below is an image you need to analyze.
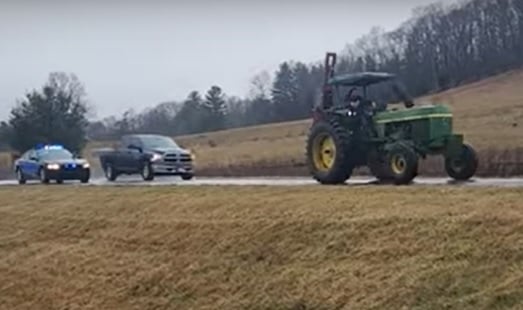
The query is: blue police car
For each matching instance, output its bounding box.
[14,144,91,184]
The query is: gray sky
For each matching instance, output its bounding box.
[0,0,450,120]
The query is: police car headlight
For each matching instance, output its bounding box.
[47,164,60,170]
[82,163,90,168]
[151,153,163,162]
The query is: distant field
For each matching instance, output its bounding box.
[1,70,523,178]
[0,186,522,309]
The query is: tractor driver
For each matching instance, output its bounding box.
[344,89,377,116]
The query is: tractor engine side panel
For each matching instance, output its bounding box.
[374,104,454,149]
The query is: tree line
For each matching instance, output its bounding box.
[87,63,324,141]
[1,0,522,151]
[89,0,523,140]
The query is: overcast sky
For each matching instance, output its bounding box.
[0,0,451,120]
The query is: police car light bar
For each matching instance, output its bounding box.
[35,143,64,150]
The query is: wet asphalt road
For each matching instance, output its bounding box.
[0,176,523,187]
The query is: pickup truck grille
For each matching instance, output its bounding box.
[163,153,192,163]
[180,154,191,162]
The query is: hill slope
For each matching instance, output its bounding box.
[1,186,522,309]
[172,70,523,176]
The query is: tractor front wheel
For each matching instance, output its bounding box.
[386,144,419,185]
[306,119,354,185]
[445,143,478,181]
[368,151,393,183]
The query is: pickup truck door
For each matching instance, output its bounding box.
[125,147,142,170]
[125,137,145,171]
[111,147,133,172]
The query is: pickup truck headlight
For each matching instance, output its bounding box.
[151,153,163,162]
[46,163,60,170]
[82,162,90,168]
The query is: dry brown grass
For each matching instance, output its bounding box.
[1,186,522,309]
[1,70,523,177]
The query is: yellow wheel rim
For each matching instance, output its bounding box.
[391,155,407,175]
[312,134,336,171]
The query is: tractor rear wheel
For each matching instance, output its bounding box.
[386,144,418,185]
[445,143,478,181]
[306,119,354,185]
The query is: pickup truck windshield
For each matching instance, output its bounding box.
[141,136,179,149]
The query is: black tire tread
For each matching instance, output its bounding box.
[141,162,155,181]
[445,143,478,181]
[181,174,194,181]
[39,167,50,184]
[16,167,26,185]
[386,143,419,185]
[306,118,354,185]
[104,163,118,181]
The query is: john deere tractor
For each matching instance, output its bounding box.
[306,52,478,185]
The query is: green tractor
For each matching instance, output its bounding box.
[306,52,478,185]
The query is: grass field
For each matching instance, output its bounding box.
[1,69,523,178]
[1,186,523,309]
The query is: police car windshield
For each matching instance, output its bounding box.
[141,136,179,149]
[37,149,73,160]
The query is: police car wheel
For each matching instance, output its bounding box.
[80,172,90,183]
[16,168,26,185]
[39,168,50,184]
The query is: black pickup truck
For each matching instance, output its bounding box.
[98,134,195,181]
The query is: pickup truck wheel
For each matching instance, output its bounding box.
[181,174,194,181]
[141,162,154,181]
[104,163,118,181]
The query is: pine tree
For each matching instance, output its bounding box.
[271,62,299,121]
[173,91,205,134]
[4,72,90,153]
[203,86,227,131]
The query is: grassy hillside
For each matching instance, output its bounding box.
[0,186,522,309]
[173,70,523,176]
[1,70,523,178]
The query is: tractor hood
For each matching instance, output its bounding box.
[374,104,452,124]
